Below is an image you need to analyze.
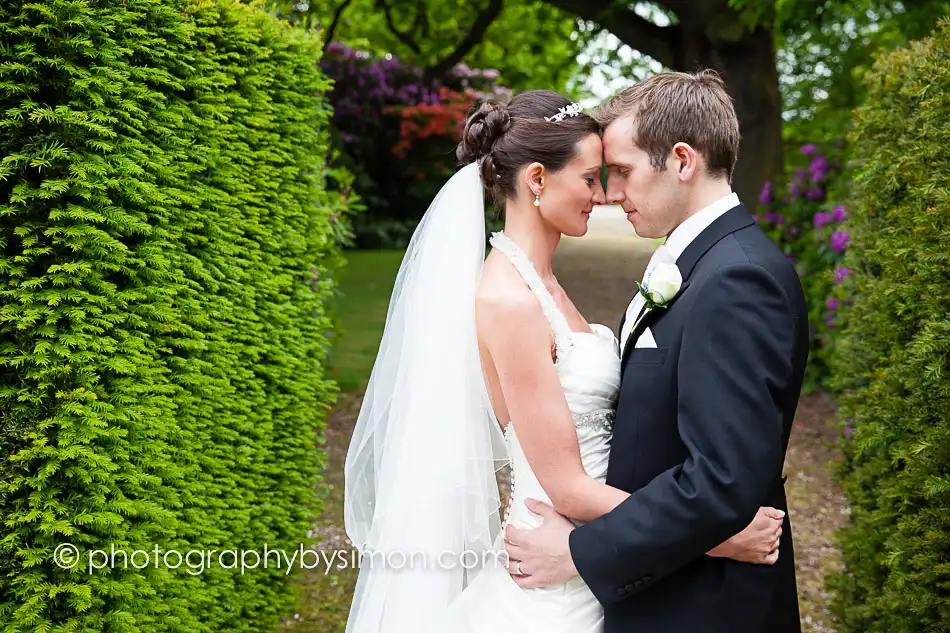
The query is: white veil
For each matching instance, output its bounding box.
[343,161,509,632]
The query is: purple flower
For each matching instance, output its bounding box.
[752,214,760,223]
[764,211,778,223]
[814,211,831,227]
[808,155,829,183]
[833,205,848,222]
[827,297,839,310]
[834,266,852,284]
[786,254,796,264]
[809,155,828,171]
[844,426,853,436]
[800,143,818,155]
[758,180,773,205]
[806,187,826,202]
[831,229,849,253]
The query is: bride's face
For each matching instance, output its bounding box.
[534,133,606,237]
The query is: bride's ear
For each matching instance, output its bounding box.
[523,162,545,198]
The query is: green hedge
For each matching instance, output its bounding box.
[829,19,950,633]
[0,1,341,631]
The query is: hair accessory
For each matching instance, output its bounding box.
[544,102,583,123]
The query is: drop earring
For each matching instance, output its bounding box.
[533,191,541,207]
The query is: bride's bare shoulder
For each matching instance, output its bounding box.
[475,256,546,337]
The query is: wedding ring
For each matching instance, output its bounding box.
[515,561,523,575]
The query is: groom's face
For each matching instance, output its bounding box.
[602,115,683,239]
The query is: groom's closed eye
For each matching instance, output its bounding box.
[607,164,631,176]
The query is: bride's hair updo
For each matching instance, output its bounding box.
[456,90,599,212]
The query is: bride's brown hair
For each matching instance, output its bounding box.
[456,90,599,213]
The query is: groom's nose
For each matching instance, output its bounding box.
[606,187,626,205]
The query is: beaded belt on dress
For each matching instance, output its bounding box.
[574,408,615,433]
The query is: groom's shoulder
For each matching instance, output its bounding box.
[729,217,791,269]
[694,227,794,285]
[701,223,804,305]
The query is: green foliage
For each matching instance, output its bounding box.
[828,20,950,633]
[775,0,950,150]
[0,1,343,631]
[272,0,584,95]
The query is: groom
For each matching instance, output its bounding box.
[503,70,809,633]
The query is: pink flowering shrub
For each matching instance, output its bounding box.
[321,43,509,247]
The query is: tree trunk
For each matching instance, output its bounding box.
[674,18,784,206]
[543,0,785,205]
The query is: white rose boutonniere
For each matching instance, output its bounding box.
[636,262,683,310]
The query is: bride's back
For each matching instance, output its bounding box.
[475,251,550,427]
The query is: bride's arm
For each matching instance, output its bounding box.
[478,292,628,523]
[479,292,783,562]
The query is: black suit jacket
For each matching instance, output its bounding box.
[568,204,808,633]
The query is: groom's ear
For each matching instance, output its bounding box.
[671,142,698,182]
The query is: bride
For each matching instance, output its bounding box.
[342,90,782,633]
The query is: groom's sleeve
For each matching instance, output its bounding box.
[568,263,796,606]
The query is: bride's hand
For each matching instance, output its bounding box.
[706,506,784,565]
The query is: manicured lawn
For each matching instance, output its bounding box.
[326,249,405,392]
[277,249,404,633]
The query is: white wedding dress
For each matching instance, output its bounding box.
[343,164,622,633]
[439,232,622,632]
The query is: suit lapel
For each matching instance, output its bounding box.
[619,204,755,373]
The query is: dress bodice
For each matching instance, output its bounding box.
[488,232,621,530]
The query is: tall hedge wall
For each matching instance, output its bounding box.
[829,19,950,633]
[0,1,339,631]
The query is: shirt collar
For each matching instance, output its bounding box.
[664,192,740,261]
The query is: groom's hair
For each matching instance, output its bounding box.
[593,70,739,181]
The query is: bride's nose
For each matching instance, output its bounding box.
[591,183,606,205]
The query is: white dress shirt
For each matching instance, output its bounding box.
[619,192,740,352]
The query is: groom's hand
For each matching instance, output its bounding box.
[503,498,578,588]
[707,506,784,564]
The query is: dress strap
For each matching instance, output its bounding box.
[489,232,574,361]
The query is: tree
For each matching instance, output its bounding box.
[281,0,950,204]
[282,0,778,202]
[273,0,586,96]
[543,0,782,206]
[773,0,950,148]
